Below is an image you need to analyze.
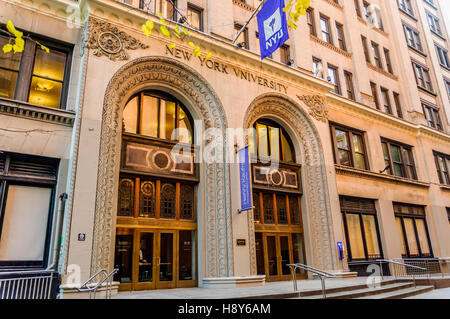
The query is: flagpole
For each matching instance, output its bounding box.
[232,0,268,45]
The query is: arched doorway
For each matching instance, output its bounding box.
[87,57,233,290]
[114,90,198,290]
[249,118,306,281]
[244,93,337,276]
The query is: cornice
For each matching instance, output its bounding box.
[366,62,398,81]
[87,0,334,94]
[0,98,75,126]
[310,34,352,58]
[323,0,343,11]
[326,93,450,142]
[232,0,254,12]
[335,165,430,189]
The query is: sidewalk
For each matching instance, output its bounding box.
[113,277,387,299]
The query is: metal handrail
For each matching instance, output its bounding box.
[376,259,427,288]
[393,258,447,278]
[77,268,118,299]
[287,263,336,299]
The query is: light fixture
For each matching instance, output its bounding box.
[35,80,54,93]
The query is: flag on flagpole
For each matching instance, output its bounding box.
[257,0,290,60]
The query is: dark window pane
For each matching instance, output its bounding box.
[277,195,288,224]
[118,179,134,217]
[0,69,18,99]
[289,196,301,225]
[280,236,290,275]
[139,181,155,218]
[114,234,133,283]
[255,232,265,275]
[263,193,274,224]
[159,233,174,281]
[161,183,176,219]
[139,233,153,282]
[179,230,195,280]
[180,184,194,220]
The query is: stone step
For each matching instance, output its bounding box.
[238,279,401,299]
[356,286,435,299]
[292,282,415,299]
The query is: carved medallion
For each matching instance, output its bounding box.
[297,95,328,122]
[86,17,148,61]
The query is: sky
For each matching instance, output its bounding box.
[439,0,450,34]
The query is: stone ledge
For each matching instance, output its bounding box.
[232,0,254,12]
[0,98,75,126]
[310,35,352,58]
[335,165,431,188]
[366,63,398,81]
[202,275,266,288]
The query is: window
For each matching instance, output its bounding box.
[371,41,382,68]
[447,208,450,223]
[381,139,417,180]
[380,87,392,115]
[361,35,370,63]
[250,119,295,163]
[344,71,355,100]
[398,0,414,16]
[0,152,58,268]
[336,22,346,51]
[156,0,177,20]
[312,57,323,78]
[412,62,433,92]
[0,34,72,109]
[306,8,316,36]
[422,103,442,130]
[253,192,302,226]
[403,24,423,52]
[328,65,341,95]
[280,45,291,65]
[384,48,393,74]
[435,45,450,68]
[445,79,450,101]
[370,82,380,110]
[427,12,442,36]
[331,124,368,170]
[234,24,249,49]
[123,91,194,143]
[434,152,450,185]
[340,197,382,261]
[393,92,403,119]
[394,203,432,258]
[354,0,362,18]
[320,15,332,44]
[187,4,203,31]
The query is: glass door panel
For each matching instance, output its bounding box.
[179,230,195,281]
[158,232,175,284]
[266,236,277,276]
[114,233,133,284]
[138,233,154,282]
[255,232,265,275]
[279,236,291,275]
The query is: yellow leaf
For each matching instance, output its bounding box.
[6,20,23,38]
[205,52,212,59]
[160,25,171,37]
[188,41,195,48]
[287,20,297,29]
[194,50,201,57]
[40,45,50,53]
[2,43,12,54]
[168,42,176,49]
[13,44,23,53]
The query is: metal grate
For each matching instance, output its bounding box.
[0,270,58,299]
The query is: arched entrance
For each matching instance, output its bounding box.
[244,93,337,276]
[90,57,233,287]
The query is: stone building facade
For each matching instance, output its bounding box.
[0,0,449,297]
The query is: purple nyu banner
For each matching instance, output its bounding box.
[238,146,252,212]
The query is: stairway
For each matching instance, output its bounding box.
[288,280,433,299]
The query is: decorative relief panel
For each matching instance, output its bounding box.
[252,163,301,192]
[86,17,148,61]
[297,95,328,123]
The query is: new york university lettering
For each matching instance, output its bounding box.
[166,45,288,93]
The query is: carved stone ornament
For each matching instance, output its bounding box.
[86,18,149,61]
[297,95,328,122]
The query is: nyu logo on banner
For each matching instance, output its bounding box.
[238,146,252,212]
[257,0,289,60]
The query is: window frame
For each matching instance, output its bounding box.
[327,64,341,95]
[330,122,369,170]
[0,31,73,110]
[0,152,59,269]
[433,151,450,185]
[381,138,417,180]
[394,203,433,258]
[422,102,443,131]
[319,14,332,44]
[187,3,204,32]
